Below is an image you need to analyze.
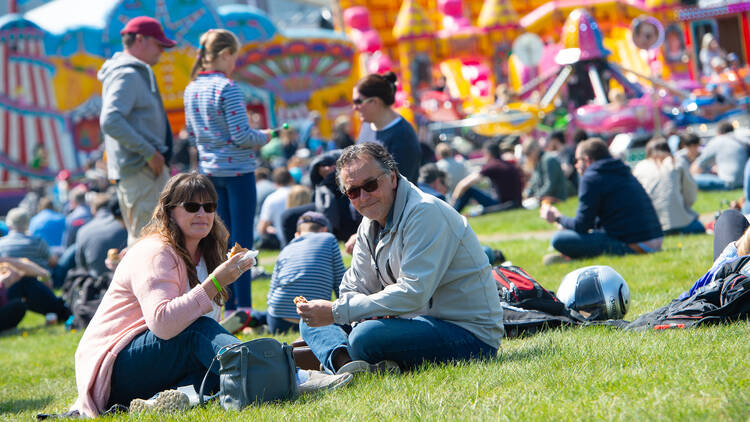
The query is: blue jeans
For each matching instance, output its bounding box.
[210,173,256,310]
[52,243,76,288]
[251,310,298,334]
[108,316,239,406]
[453,187,499,213]
[693,173,732,191]
[301,316,497,373]
[550,230,633,258]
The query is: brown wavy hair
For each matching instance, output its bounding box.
[141,172,229,305]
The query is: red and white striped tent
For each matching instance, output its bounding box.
[0,14,80,185]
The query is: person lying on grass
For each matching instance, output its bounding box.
[71,172,351,417]
[0,256,69,332]
[296,143,503,375]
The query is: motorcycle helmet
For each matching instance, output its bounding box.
[557,265,630,320]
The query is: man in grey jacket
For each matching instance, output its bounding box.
[98,16,176,244]
[296,143,503,374]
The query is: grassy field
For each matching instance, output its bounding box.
[2,189,749,421]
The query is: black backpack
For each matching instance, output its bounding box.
[620,255,750,331]
[493,265,585,337]
[493,265,566,315]
[61,269,113,329]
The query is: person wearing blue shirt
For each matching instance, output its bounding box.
[29,197,65,249]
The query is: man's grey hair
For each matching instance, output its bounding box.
[335,142,399,193]
[6,207,30,232]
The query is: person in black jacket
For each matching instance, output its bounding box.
[539,138,663,264]
[309,150,361,242]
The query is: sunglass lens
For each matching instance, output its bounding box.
[362,179,379,193]
[345,188,360,200]
[183,202,200,212]
[203,202,217,213]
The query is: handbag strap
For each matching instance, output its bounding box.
[241,346,249,405]
[198,354,219,406]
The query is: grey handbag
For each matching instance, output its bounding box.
[199,338,298,409]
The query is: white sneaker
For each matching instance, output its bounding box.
[335,359,401,375]
[297,370,353,394]
[129,389,189,413]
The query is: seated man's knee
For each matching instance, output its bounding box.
[348,320,386,361]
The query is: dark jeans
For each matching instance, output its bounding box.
[713,209,750,261]
[7,276,70,321]
[251,310,298,334]
[453,187,499,213]
[0,300,26,331]
[108,316,240,407]
[52,244,76,289]
[210,173,256,310]
[550,230,633,258]
[301,316,497,373]
[663,218,706,236]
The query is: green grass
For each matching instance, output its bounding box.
[3,190,750,421]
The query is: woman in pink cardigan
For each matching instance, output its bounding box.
[71,173,350,416]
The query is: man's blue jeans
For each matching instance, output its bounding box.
[7,276,69,320]
[453,187,499,213]
[301,316,497,373]
[550,230,633,258]
[108,316,239,406]
[209,173,256,310]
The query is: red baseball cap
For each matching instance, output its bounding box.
[120,16,177,48]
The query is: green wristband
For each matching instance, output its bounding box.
[211,275,222,294]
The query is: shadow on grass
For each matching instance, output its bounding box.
[0,396,52,414]
[0,323,51,338]
[498,344,562,363]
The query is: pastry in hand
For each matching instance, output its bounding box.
[107,248,120,261]
[229,242,249,257]
[293,296,308,305]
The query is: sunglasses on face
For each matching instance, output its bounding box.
[352,97,374,106]
[180,201,217,213]
[344,173,388,200]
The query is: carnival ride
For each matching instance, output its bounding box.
[0,0,357,185]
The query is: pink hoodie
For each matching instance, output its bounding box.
[71,236,215,417]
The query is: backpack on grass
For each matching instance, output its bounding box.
[61,269,113,329]
[493,265,585,337]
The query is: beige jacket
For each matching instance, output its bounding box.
[633,157,699,231]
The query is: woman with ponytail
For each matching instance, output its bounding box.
[353,72,421,183]
[183,29,269,319]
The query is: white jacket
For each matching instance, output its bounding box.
[633,157,699,231]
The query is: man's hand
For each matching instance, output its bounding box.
[345,234,357,255]
[296,299,334,327]
[540,203,561,224]
[147,151,166,177]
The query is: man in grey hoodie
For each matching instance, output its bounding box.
[98,16,176,244]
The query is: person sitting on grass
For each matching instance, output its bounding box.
[251,211,344,334]
[296,143,503,375]
[521,138,570,209]
[0,256,69,332]
[451,139,523,215]
[539,138,663,265]
[633,137,704,235]
[71,172,351,418]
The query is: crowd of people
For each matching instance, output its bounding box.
[3,15,750,419]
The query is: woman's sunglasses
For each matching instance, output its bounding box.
[352,97,374,106]
[345,173,387,199]
[180,202,217,213]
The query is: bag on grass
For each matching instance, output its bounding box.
[61,269,113,329]
[199,338,298,409]
[493,265,566,315]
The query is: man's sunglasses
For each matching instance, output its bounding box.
[180,202,217,213]
[352,97,374,106]
[345,173,387,200]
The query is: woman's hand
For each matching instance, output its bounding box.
[211,252,253,288]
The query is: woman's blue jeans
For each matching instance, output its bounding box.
[210,173,256,310]
[300,316,497,373]
[108,316,239,406]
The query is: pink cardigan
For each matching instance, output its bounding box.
[71,236,215,417]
